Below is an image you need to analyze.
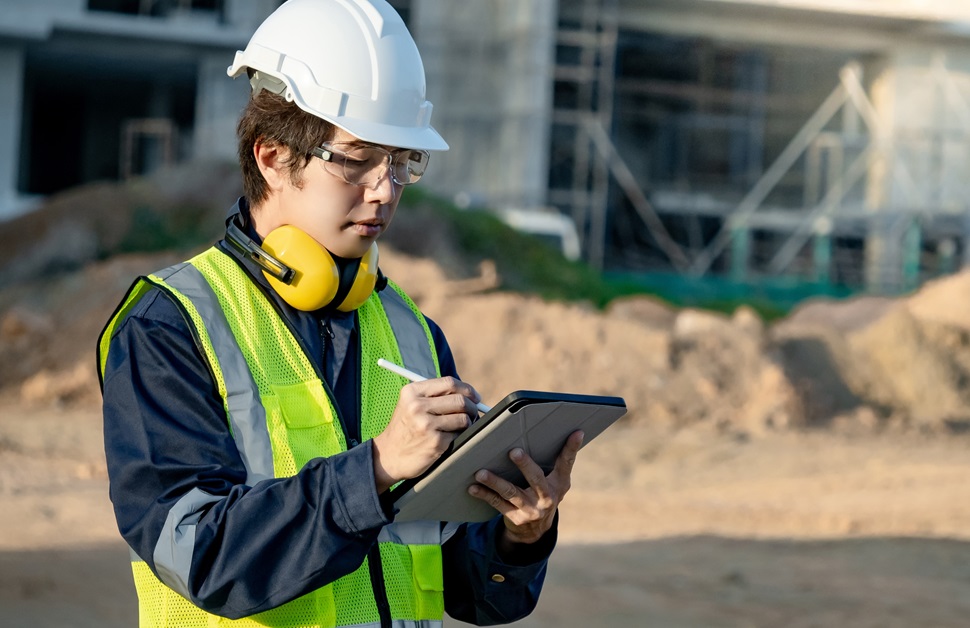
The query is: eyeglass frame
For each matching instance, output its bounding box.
[309,141,431,189]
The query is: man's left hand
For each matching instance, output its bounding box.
[468,430,584,548]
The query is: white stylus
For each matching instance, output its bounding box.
[377,358,492,414]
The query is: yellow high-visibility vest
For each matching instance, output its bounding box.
[99,246,445,628]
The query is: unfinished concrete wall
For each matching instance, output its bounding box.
[194,52,251,163]
[0,44,25,221]
[864,46,970,289]
[412,0,557,211]
[869,48,970,213]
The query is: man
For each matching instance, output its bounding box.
[97,0,583,626]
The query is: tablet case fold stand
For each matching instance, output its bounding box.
[391,392,627,523]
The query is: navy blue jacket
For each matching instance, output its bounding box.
[100,198,555,623]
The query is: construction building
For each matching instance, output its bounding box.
[3,0,970,295]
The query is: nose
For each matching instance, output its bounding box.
[364,165,399,204]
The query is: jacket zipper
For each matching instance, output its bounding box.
[355,321,363,448]
[320,317,359,448]
[348,318,389,625]
[368,547,392,628]
[217,243,350,445]
[223,243,390,623]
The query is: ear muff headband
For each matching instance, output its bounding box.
[225,219,380,312]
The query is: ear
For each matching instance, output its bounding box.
[253,139,290,193]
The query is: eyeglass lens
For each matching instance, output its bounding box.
[322,142,429,187]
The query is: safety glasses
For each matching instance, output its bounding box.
[311,141,430,189]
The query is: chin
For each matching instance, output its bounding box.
[331,241,374,260]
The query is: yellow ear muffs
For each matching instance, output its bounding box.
[258,225,379,312]
[260,225,339,311]
[336,242,379,312]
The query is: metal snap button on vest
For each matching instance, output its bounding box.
[490,573,506,583]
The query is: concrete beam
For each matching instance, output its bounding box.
[610,0,970,52]
[704,0,970,23]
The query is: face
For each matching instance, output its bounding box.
[252,128,403,259]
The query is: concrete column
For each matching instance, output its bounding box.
[812,220,833,286]
[0,44,24,220]
[195,0,273,164]
[901,218,922,292]
[937,237,957,275]
[414,0,557,210]
[865,47,970,291]
[193,53,251,162]
[865,213,906,294]
[962,213,970,269]
[730,223,750,283]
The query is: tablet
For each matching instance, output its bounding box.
[389,390,627,523]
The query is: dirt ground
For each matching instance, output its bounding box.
[3,239,970,626]
[2,402,970,627]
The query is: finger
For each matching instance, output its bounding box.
[427,411,470,433]
[508,447,552,500]
[426,392,479,420]
[432,429,460,454]
[409,376,481,405]
[467,483,519,517]
[552,430,584,480]
[473,469,526,508]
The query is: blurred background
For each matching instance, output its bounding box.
[2,1,970,627]
[5,1,970,301]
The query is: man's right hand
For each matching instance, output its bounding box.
[371,377,482,493]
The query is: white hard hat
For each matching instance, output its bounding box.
[227,0,448,151]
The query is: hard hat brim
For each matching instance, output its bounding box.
[328,116,449,152]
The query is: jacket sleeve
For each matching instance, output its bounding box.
[425,316,558,625]
[101,288,391,619]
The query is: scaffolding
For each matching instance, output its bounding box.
[550,4,970,294]
[550,0,619,270]
[551,0,754,273]
[689,57,970,292]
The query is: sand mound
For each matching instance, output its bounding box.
[4,168,970,436]
[6,242,970,436]
[5,245,970,436]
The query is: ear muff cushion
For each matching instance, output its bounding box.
[261,225,339,311]
[337,242,379,312]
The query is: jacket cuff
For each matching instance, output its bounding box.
[326,441,391,534]
[487,511,559,566]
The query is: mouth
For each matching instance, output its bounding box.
[349,218,385,238]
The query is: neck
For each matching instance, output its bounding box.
[249,197,281,239]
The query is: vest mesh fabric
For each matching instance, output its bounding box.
[358,281,441,443]
[358,281,444,622]
[382,542,446,620]
[195,250,347,477]
[104,248,444,627]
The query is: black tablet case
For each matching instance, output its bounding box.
[389,390,627,523]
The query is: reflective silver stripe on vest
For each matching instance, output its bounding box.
[378,520,441,546]
[149,264,445,603]
[379,288,436,379]
[153,487,224,599]
[343,620,442,628]
[158,263,275,486]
